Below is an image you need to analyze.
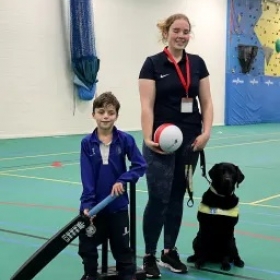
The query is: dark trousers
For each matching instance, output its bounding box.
[142,132,200,254]
[78,210,135,280]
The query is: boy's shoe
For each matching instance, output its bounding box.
[143,254,161,278]
[80,275,96,280]
[158,248,188,273]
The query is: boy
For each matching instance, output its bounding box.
[78,92,147,280]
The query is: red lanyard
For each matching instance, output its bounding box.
[163,47,191,95]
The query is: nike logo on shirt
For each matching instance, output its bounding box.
[160,74,170,78]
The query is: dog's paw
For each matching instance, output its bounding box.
[234,258,245,268]
[195,259,205,269]
[187,255,197,263]
[221,261,231,271]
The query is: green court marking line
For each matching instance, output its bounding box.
[1,203,280,244]
[0,162,78,173]
[207,138,280,150]
[250,194,280,204]
[1,133,280,163]
[1,172,280,210]
[210,131,280,141]
[0,173,81,185]
[1,137,280,174]
[136,189,201,200]
[0,152,78,161]
[187,265,265,280]
[234,229,280,242]
[0,228,266,280]
[0,201,77,211]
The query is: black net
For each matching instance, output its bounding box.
[70,0,99,90]
[237,45,258,74]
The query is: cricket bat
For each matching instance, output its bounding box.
[10,195,117,280]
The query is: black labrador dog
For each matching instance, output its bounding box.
[187,162,245,271]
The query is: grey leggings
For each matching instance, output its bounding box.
[142,137,199,254]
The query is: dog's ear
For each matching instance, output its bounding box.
[235,165,245,187]
[208,164,220,181]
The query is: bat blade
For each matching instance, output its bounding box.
[10,195,116,280]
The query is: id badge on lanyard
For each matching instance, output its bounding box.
[164,47,193,113]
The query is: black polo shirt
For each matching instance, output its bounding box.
[139,50,209,134]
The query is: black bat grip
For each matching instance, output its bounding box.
[101,239,108,273]
[129,180,136,256]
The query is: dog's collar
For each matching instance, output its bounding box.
[210,185,234,197]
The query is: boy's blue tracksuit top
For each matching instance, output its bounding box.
[79,127,147,214]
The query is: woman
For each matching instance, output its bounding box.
[138,13,213,278]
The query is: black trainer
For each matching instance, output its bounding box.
[158,248,188,273]
[80,275,96,280]
[143,254,161,278]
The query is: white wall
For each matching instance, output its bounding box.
[0,0,227,139]
[186,0,227,126]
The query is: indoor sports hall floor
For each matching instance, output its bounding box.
[1,123,280,280]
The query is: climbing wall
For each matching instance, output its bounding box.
[255,1,280,76]
[226,0,263,75]
[225,0,280,125]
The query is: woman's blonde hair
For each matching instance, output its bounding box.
[157,13,191,43]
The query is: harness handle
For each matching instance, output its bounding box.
[199,150,211,185]
[185,164,194,207]
[185,149,210,208]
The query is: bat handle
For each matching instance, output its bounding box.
[88,195,117,217]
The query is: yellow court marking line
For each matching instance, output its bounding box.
[250,193,280,204]
[105,191,280,209]
[1,162,79,173]
[249,203,280,209]
[2,172,279,209]
[0,152,78,161]
[242,202,280,209]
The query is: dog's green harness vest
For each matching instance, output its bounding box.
[198,203,239,217]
